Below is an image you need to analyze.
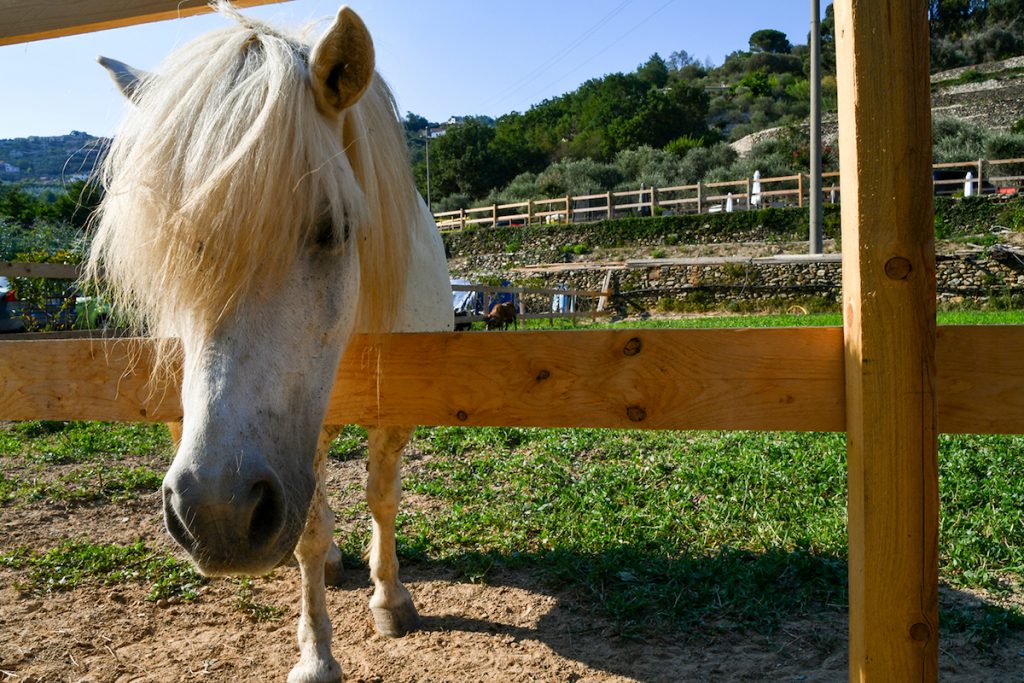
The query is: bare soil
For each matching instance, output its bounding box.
[1,454,1023,683]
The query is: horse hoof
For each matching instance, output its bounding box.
[371,600,420,638]
[287,659,342,683]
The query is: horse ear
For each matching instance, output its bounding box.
[97,56,148,102]
[309,6,375,116]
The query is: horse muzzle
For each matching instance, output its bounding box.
[162,462,300,575]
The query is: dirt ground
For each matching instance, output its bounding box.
[2,453,1023,683]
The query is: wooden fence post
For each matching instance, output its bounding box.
[650,187,657,215]
[797,173,805,208]
[835,1,938,681]
[528,199,534,225]
[696,181,703,214]
[459,208,466,231]
[565,195,571,223]
[606,191,613,220]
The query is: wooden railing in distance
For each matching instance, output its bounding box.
[0,262,82,279]
[451,283,610,322]
[2,326,1022,435]
[435,174,808,230]
[433,157,1024,231]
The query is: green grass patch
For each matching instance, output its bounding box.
[356,426,1024,640]
[0,463,163,506]
[0,539,205,602]
[327,424,369,461]
[231,576,286,622]
[517,309,1024,331]
[0,421,172,465]
[385,428,849,634]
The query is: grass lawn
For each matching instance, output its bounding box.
[521,308,1024,330]
[1,310,1022,644]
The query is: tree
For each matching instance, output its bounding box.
[667,49,697,71]
[0,184,44,227]
[812,4,838,76]
[421,119,515,200]
[928,0,987,37]
[51,179,103,229]
[403,112,430,134]
[637,53,670,88]
[749,29,792,54]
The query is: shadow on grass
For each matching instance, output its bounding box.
[337,544,1024,682]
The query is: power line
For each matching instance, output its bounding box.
[517,0,678,110]
[477,0,638,114]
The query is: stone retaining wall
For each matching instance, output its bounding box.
[448,248,1024,313]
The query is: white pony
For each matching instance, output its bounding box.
[90,5,452,682]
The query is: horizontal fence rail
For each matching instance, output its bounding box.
[2,326,1022,434]
[434,159,1023,231]
[0,261,82,279]
[0,0,284,45]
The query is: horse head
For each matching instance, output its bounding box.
[93,7,385,576]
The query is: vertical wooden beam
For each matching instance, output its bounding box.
[835,1,938,682]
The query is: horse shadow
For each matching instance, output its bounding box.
[334,546,1024,682]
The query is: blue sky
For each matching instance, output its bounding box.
[0,1,832,138]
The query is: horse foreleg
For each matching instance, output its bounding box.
[166,420,183,448]
[288,425,342,683]
[366,425,419,637]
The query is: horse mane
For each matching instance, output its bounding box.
[87,6,415,346]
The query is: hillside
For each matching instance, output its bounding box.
[0,131,106,183]
[930,55,1024,131]
[730,54,1024,158]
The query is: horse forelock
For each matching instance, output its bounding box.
[88,7,416,351]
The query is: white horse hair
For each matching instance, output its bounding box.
[90,4,452,681]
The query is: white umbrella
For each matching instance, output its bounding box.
[752,170,762,207]
[964,171,974,197]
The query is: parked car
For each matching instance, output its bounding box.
[0,276,26,333]
[451,278,482,331]
[932,169,996,196]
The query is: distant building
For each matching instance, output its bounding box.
[0,161,20,174]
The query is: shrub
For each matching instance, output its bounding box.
[933,118,990,162]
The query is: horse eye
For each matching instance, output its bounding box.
[312,211,350,250]
[313,215,336,248]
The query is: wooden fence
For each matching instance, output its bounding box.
[434,157,1024,231]
[2,2,1023,681]
[0,264,608,328]
[451,282,611,324]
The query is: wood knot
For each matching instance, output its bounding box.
[623,337,642,357]
[456,410,468,422]
[626,405,646,422]
[535,369,550,381]
[909,622,931,642]
[884,256,912,280]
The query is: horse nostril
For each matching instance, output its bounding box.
[247,479,285,549]
[163,484,197,550]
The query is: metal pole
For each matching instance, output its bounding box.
[809,0,823,254]
[425,136,431,211]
